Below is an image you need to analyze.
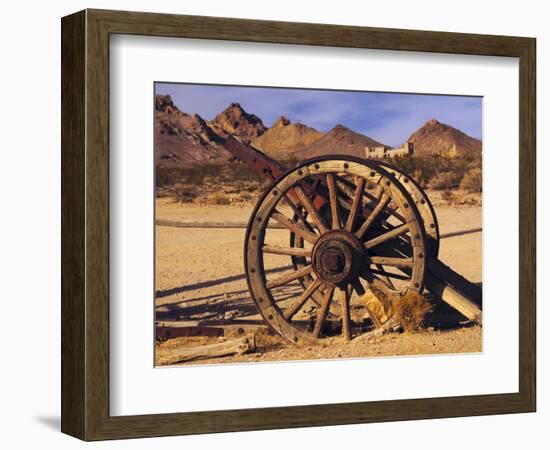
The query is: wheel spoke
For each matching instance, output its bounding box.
[312,285,335,337]
[340,286,352,340]
[266,264,313,289]
[280,194,317,234]
[364,223,409,249]
[355,192,390,239]
[271,210,318,244]
[283,278,322,320]
[263,245,311,258]
[294,185,329,234]
[326,173,342,230]
[369,256,413,268]
[370,268,409,281]
[345,177,366,232]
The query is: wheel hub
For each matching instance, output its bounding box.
[312,230,365,286]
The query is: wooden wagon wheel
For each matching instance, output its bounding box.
[245,156,427,344]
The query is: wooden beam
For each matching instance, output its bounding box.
[157,334,256,365]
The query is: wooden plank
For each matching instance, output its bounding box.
[157,334,256,365]
[425,274,482,322]
[428,258,482,304]
[156,326,224,341]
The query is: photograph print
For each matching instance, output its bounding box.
[154,83,483,366]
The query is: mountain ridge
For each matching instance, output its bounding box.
[407,118,481,157]
[154,94,482,166]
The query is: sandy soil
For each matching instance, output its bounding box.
[154,195,482,366]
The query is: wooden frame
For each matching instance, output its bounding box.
[61,9,536,441]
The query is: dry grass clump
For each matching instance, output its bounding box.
[172,184,197,204]
[430,171,462,190]
[253,328,286,351]
[391,290,432,332]
[210,193,231,205]
[460,167,482,192]
[441,190,455,204]
[361,286,431,332]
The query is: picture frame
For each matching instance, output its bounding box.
[61,8,536,441]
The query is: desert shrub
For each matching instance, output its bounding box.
[460,167,483,192]
[441,190,454,204]
[172,184,197,203]
[211,194,231,205]
[221,162,264,183]
[392,291,432,332]
[389,154,479,189]
[156,161,266,190]
[429,171,463,190]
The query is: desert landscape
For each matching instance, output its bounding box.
[153,89,483,366]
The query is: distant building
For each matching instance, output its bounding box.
[366,142,414,159]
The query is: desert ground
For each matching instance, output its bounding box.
[154,191,482,366]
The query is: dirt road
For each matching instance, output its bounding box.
[155,196,482,365]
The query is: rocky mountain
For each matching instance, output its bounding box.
[155,95,231,166]
[407,119,482,157]
[252,116,324,160]
[154,95,482,167]
[210,103,267,143]
[296,124,385,160]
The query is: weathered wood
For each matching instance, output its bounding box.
[156,219,285,229]
[345,177,366,232]
[263,245,311,258]
[312,286,335,337]
[355,193,390,239]
[365,223,409,249]
[156,326,224,341]
[326,173,342,230]
[272,210,318,244]
[266,264,313,289]
[294,185,329,234]
[157,334,256,365]
[340,287,352,340]
[425,273,482,322]
[370,256,413,268]
[284,278,322,320]
[428,258,482,305]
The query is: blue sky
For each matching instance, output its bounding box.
[155,83,482,147]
